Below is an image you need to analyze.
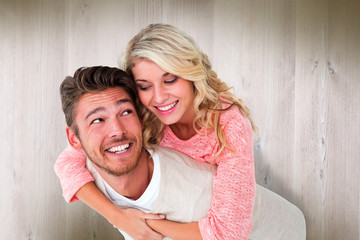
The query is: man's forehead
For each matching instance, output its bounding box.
[76,87,133,117]
[81,87,131,104]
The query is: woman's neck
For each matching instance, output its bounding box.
[169,123,198,140]
[169,107,198,140]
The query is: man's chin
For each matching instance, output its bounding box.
[93,160,138,177]
[83,147,141,177]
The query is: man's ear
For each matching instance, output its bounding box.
[66,126,82,150]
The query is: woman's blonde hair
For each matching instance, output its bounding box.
[120,23,256,162]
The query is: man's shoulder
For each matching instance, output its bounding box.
[150,145,194,163]
[150,145,217,173]
[150,145,214,223]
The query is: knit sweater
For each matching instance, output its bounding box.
[54,104,255,240]
[159,105,256,239]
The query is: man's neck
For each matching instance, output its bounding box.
[95,149,153,200]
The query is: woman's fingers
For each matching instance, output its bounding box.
[143,213,166,220]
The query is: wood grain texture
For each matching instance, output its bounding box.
[294,0,360,239]
[0,0,359,239]
[0,1,16,239]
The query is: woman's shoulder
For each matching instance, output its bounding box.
[220,101,249,126]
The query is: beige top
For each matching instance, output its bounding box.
[86,146,216,240]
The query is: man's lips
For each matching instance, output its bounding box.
[106,143,130,154]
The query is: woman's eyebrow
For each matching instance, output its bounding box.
[135,72,171,82]
[135,79,148,82]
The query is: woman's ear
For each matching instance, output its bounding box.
[66,126,82,150]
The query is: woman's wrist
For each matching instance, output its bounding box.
[104,204,125,226]
[145,220,202,240]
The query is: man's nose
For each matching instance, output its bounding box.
[108,118,127,138]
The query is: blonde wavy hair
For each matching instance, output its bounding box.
[119,23,256,162]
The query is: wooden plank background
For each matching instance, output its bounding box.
[1,0,359,239]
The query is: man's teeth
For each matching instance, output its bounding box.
[108,144,130,154]
[157,101,177,111]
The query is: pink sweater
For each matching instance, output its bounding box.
[54,105,255,240]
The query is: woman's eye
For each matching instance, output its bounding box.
[137,85,150,91]
[165,76,178,84]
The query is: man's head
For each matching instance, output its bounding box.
[60,66,144,176]
[60,66,142,136]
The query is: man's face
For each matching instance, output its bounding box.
[68,87,143,176]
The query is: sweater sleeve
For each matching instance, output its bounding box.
[54,145,94,203]
[198,114,256,240]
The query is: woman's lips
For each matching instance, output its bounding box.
[155,100,179,114]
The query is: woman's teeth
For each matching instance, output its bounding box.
[107,144,130,154]
[157,101,178,111]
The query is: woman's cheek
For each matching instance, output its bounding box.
[139,92,151,107]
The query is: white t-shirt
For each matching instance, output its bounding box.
[103,150,161,212]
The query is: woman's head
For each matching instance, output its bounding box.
[121,23,206,83]
[120,23,217,113]
[131,58,196,127]
[120,23,255,156]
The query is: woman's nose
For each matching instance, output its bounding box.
[153,85,168,103]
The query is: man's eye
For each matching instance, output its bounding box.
[91,118,103,124]
[122,110,133,116]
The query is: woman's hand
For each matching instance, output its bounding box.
[75,183,165,239]
[108,207,166,240]
[146,220,202,240]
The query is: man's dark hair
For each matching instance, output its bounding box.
[60,66,141,137]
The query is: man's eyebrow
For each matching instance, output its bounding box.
[85,107,106,121]
[115,98,132,106]
[84,98,132,120]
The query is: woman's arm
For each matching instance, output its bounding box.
[198,114,256,240]
[54,145,94,202]
[145,117,255,240]
[54,146,165,240]
[77,183,165,240]
[152,112,255,239]
[146,220,202,240]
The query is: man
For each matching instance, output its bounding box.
[59,66,215,240]
[58,66,306,240]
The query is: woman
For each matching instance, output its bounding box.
[55,23,256,240]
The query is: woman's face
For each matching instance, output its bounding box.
[132,59,196,126]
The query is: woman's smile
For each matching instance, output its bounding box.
[155,100,179,114]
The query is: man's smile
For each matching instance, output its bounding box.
[106,143,131,154]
